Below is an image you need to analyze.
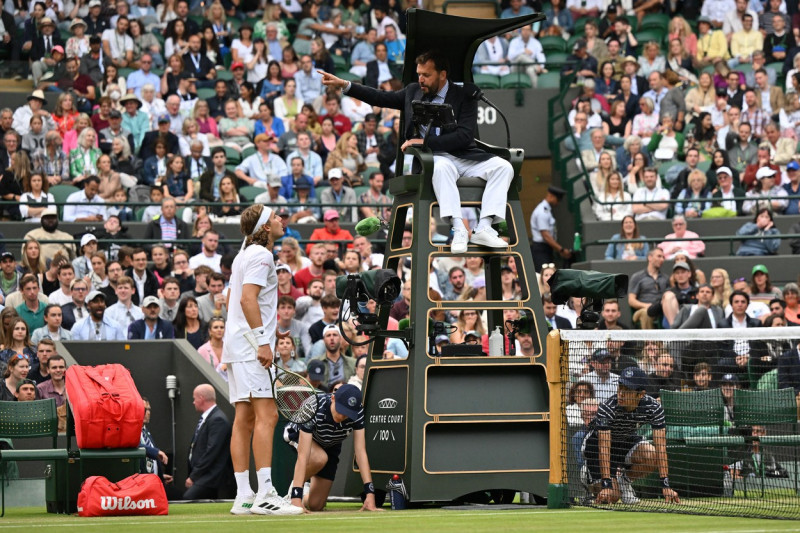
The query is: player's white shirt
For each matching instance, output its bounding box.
[222,244,278,363]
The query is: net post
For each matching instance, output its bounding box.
[547,329,569,509]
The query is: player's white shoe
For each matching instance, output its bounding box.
[230,493,255,515]
[617,473,640,504]
[252,490,303,515]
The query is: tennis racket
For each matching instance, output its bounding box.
[269,364,319,424]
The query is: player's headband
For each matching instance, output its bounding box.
[241,206,273,251]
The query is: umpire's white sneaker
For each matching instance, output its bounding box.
[617,473,640,504]
[470,227,508,248]
[252,490,303,515]
[451,228,469,254]
[230,493,255,515]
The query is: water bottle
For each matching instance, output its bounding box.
[572,232,582,262]
[489,326,504,357]
[723,465,733,497]
[386,474,407,510]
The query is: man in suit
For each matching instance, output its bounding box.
[125,248,159,306]
[753,68,785,117]
[321,49,513,254]
[139,115,180,160]
[143,198,191,250]
[128,296,175,339]
[365,43,402,89]
[182,34,216,89]
[60,278,90,331]
[778,342,800,396]
[184,384,233,500]
[722,290,763,328]
[580,129,617,172]
[671,284,726,329]
[199,147,236,201]
[543,291,572,330]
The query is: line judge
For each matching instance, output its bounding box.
[319,49,514,254]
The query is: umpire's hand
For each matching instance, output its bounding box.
[319,70,348,91]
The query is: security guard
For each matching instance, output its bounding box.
[530,186,570,271]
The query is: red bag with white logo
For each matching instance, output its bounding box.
[66,364,145,449]
[78,474,168,517]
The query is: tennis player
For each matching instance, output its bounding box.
[223,204,299,516]
[283,384,382,513]
[582,366,680,505]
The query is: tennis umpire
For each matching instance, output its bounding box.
[582,367,681,505]
[283,384,382,512]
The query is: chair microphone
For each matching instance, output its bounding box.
[166,375,179,399]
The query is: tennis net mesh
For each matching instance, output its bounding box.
[555,328,800,519]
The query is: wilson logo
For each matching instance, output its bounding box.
[99,496,156,510]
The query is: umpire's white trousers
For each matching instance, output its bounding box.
[431,154,514,223]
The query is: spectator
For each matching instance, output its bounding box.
[284,131,323,185]
[0,354,34,401]
[581,129,616,173]
[507,25,545,87]
[37,355,66,407]
[105,276,144,331]
[31,304,72,345]
[604,215,649,260]
[763,122,796,170]
[658,215,706,259]
[742,89,771,142]
[672,283,726,329]
[676,169,714,219]
[730,13,763,66]
[658,261,700,328]
[15,275,46,332]
[638,43,665,79]
[711,166,747,215]
[728,122,758,175]
[311,324,355,390]
[218,100,253,153]
[189,231,222,273]
[195,317,225,369]
[541,0,574,35]
[196,272,227,323]
[235,133,287,187]
[48,264,76,306]
[603,100,631,148]
[696,16,730,68]
[736,208,782,256]
[128,295,175,339]
[542,291,573,331]
[648,114,684,162]
[562,39,598,81]
[628,248,668,329]
[630,97,658,143]
[173,296,206,349]
[764,12,794,64]
[70,290,126,340]
[126,248,159,305]
[59,278,90,331]
[358,171,391,221]
[632,166,669,220]
[585,349,619,403]
[647,352,681,397]
[743,166,789,213]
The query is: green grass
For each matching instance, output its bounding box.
[1,504,800,532]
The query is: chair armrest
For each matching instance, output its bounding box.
[387,146,435,197]
[475,140,524,191]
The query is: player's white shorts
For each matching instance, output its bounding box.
[227,360,275,403]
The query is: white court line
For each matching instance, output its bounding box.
[0,508,606,528]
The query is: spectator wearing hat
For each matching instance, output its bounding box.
[657,261,699,328]
[711,165,747,215]
[306,209,355,257]
[288,175,321,224]
[30,16,63,64]
[70,290,126,340]
[319,168,357,222]
[736,208,781,256]
[696,17,730,68]
[234,133,288,187]
[83,0,110,37]
[22,208,76,262]
[743,166,789,213]
[562,39,598,81]
[12,91,55,137]
[253,173,289,205]
[783,159,800,214]
[120,94,150,153]
[79,35,112,85]
[128,295,175,339]
[73,233,98,279]
[127,53,161,99]
[139,114,180,161]
[585,349,619,403]
[530,185,569,271]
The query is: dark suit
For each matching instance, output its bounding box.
[721,314,762,328]
[143,216,192,249]
[364,59,403,88]
[199,168,237,202]
[139,131,180,161]
[347,80,492,162]
[545,315,573,331]
[127,317,176,339]
[99,284,118,306]
[778,348,800,395]
[124,267,159,306]
[30,33,65,62]
[59,302,88,331]
[182,52,216,83]
[671,304,726,329]
[184,405,233,499]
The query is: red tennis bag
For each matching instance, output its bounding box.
[78,474,168,516]
[66,364,145,449]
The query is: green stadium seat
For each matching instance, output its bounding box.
[238,186,263,202]
[696,160,712,173]
[539,35,567,54]
[223,146,242,164]
[573,17,594,36]
[331,54,349,71]
[50,184,79,218]
[545,51,569,66]
[216,69,234,81]
[536,71,561,89]
[336,70,363,83]
[660,389,726,431]
[639,13,670,31]
[473,73,501,89]
[197,88,216,100]
[241,146,256,160]
[500,72,532,89]
[634,29,665,46]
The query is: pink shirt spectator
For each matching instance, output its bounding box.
[657,230,706,259]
